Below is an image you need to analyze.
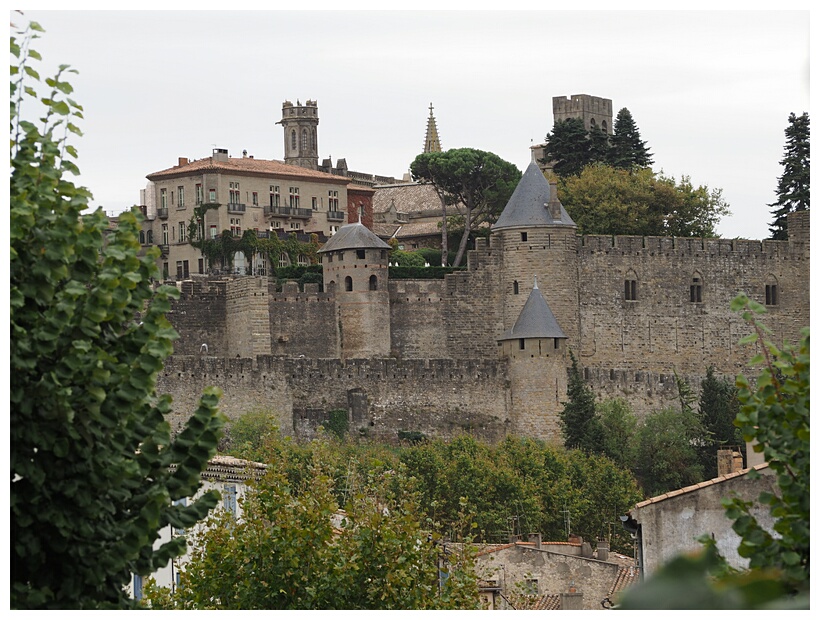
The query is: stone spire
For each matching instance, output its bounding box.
[423,103,442,153]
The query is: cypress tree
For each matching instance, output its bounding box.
[768,112,810,240]
[559,351,603,452]
[609,108,653,169]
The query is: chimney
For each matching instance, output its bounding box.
[596,539,609,562]
[527,533,542,550]
[581,541,594,558]
[242,149,248,158]
[178,157,189,167]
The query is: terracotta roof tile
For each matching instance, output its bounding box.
[633,463,770,509]
[147,155,351,184]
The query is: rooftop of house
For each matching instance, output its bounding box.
[631,463,770,511]
[197,455,268,482]
[147,153,352,184]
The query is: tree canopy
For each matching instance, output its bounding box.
[558,164,730,237]
[11,20,225,609]
[410,148,520,267]
[768,112,810,240]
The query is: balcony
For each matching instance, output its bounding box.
[265,205,312,219]
[227,203,246,214]
[327,210,346,221]
[157,208,169,219]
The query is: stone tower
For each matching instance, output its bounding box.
[492,160,579,348]
[318,221,392,359]
[278,99,319,169]
[498,279,568,441]
[423,103,442,153]
[552,94,613,134]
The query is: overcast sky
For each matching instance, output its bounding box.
[15,8,811,240]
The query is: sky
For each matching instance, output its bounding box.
[13,7,811,241]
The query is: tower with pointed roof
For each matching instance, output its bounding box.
[423,103,442,153]
[278,99,319,170]
[492,160,580,346]
[498,278,568,441]
[318,221,392,358]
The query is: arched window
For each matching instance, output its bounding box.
[291,130,296,151]
[279,252,289,268]
[297,254,308,266]
[624,269,638,301]
[311,129,317,151]
[590,118,597,129]
[690,272,703,303]
[139,230,145,244]
[345,276,353,292]
[147,230,153,244]
[369,275,378,291]
[765,275,779,306]
[328,280,336,294]
[301,129,308,152]
[601,120,608,133]
[513,280,519,295]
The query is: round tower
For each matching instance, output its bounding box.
[491,160,580,349]
[318,222,391,359]
[498,279,568,442]
[278,99,319,170]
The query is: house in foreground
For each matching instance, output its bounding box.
[474,535,639,610]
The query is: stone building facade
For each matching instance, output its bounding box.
[155,160,810,445]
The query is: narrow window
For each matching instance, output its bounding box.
[195,183,202,205]
[690,276,702,303]
[178,186,184,207]
[162,223,168,245]
[160,188,167,209]
[209,224,217,239]
[513,280,519,295]
[198,258,204,274]
[765,283,779,306]
[345,276,353,292]
[338,251,344,261]
[625,279,637,301]
[139,230,145,244]
[301,128,308,152]
[133,575,143,601]
[519,338,526,350]
[291,130,296,151]
[521,232,528,242]
[369,275,378,291]
[252,191,258,206]
[554,338,559,349]
[312,197,318,210]
[179,221,186,243]
[147,230,153,244]
[208,188,216,203]
[356,249,366,260]
[176,261,183,279]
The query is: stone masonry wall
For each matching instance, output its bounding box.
[158,356,509,443]
[388,279,446,358]
[269,282,338,357]
[225,277,271,358]
[166,279,229,356]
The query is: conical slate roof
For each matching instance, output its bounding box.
[318,221,391,253]
[498,279,567,341]
[492,161,576,230]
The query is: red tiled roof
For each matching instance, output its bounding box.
[608,564,640,597]
[633,463,770,510]
[147,155,352,184]
[518,593,561,610]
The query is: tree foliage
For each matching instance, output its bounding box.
[610,107,653,169]
[410,148,521,267]
[768,112,810,240]
[542,117,598,177]
[559,351,603,452]
[558,163,729,237]
[10,20,225,609]
[142,456,481,609]
[697,366,741,479]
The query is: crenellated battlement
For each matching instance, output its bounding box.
[577,234,806,259]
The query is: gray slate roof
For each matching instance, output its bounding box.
[318,221,391,253]
[492,161,576,231]
[498,280,567,341]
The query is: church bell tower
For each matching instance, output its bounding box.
[278,99,319,170]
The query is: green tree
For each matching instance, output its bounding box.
[609,107,653,169]
[768,112,810,240]
[697,366,741,479]
[596,398,638,470]
[410,148,521,267]
[559,351,603,452]
[11,21,225,609]
[633,407,704,497]
[558,164,729,237]
[542,117,593,177]
[144,462,480,609]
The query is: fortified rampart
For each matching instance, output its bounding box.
[158,356,510,443]
[159,199,809,443]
